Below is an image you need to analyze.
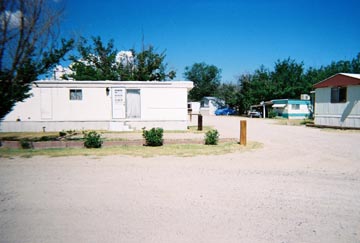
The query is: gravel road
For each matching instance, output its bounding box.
[0,116,359,243]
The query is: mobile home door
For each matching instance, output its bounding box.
[112,88,126,119]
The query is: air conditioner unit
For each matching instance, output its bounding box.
[300,94,310,100]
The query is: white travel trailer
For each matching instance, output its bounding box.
[1,80,194,132]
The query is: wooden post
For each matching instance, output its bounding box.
[240,120,247,146]
[198,114,203,131]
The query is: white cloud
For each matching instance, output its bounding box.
[116,51,134,66]
[1,10,22,29]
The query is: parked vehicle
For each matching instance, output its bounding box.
[215,107,236,116]
[248,110,261,118]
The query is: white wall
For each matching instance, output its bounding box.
[4,86,112,122]
[1,81,193,131]
[141,88,187,120]
[315,85,360,128]
[286,104,311,119]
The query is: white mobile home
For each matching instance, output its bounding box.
[313,73,360,128]
[271,99,311,119]
[1,80,194,132]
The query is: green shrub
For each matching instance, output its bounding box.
[268,109,277,118]
[83,131,103,148]
[20,139,33,149]
[59,131,67,137]
[142,127,164,146]
[38,135,58,141]
[204,129,219,145]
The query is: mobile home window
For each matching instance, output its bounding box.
[69,89,82,100]
[331,87,346,103]
[291,104,300,110]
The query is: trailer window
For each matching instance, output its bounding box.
[331,87,346,103]
[70,89,82,100]
[291,104,300,110]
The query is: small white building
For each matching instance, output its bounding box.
[1,80,194,132]
[200,97,225,115]
[313,73,360,128]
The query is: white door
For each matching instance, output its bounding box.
[126,89,141,118]
[40,88,52,119]
[112,88,126,119]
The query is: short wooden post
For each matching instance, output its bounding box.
[240,120,247,146]
[198,114,203,131]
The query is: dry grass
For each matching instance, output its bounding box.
[0,132,60,140]
[0,141,262,158]
[273,118,313,126]
[0,126,211,142]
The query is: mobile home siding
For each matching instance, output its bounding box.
[1,81,193,132]
[314,85,360,128]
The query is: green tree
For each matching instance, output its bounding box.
[236,53,360,114]
[66,37,118,80]
[131,46,176,81]
[0,0,74,120]
[238,73,255,114]
[304,53,360,89]
[66,37,176,81]
[184,62,221,101]
[271,58,305,99]
[215,82,240,111]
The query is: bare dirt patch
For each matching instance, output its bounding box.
[0,116,359,243]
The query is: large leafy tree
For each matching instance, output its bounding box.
[215,82,240,110]
[130,46,176,81]
[0,0,74,120]
[66,37,119,80]
[66,37,176,81]
[235,53,360,113]
[184,62,221,101]
[271,58,305,99]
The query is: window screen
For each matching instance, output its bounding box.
[70,89,82,100]
[291,104,300,110]
[331,87,346,103]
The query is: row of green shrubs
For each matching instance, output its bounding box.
[17,128,220,149]
[87,127,220,148]
[85,127,220,148]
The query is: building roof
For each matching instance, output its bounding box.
[33,80,194,90]
[272,99,310,105]
[313,73,360,88]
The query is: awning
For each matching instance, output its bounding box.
[272,104,286,108]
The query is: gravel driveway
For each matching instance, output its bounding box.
[1,116,359,243]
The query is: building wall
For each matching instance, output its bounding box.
[314,85,360,128]
[4,86,112,122]
[1,81,192,131]
[141,88,187,120]
[283,103,311,119]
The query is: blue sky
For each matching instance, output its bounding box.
[60,0,360,82]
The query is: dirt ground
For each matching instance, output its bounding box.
[0,116,359,243]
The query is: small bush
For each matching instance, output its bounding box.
[59,131,67,137]
[38,135,58,141]
[204,129,219,145]
[20,139,33,149]
[268,109,277,118]
[83,131,103,148]
[142,127,164,146]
